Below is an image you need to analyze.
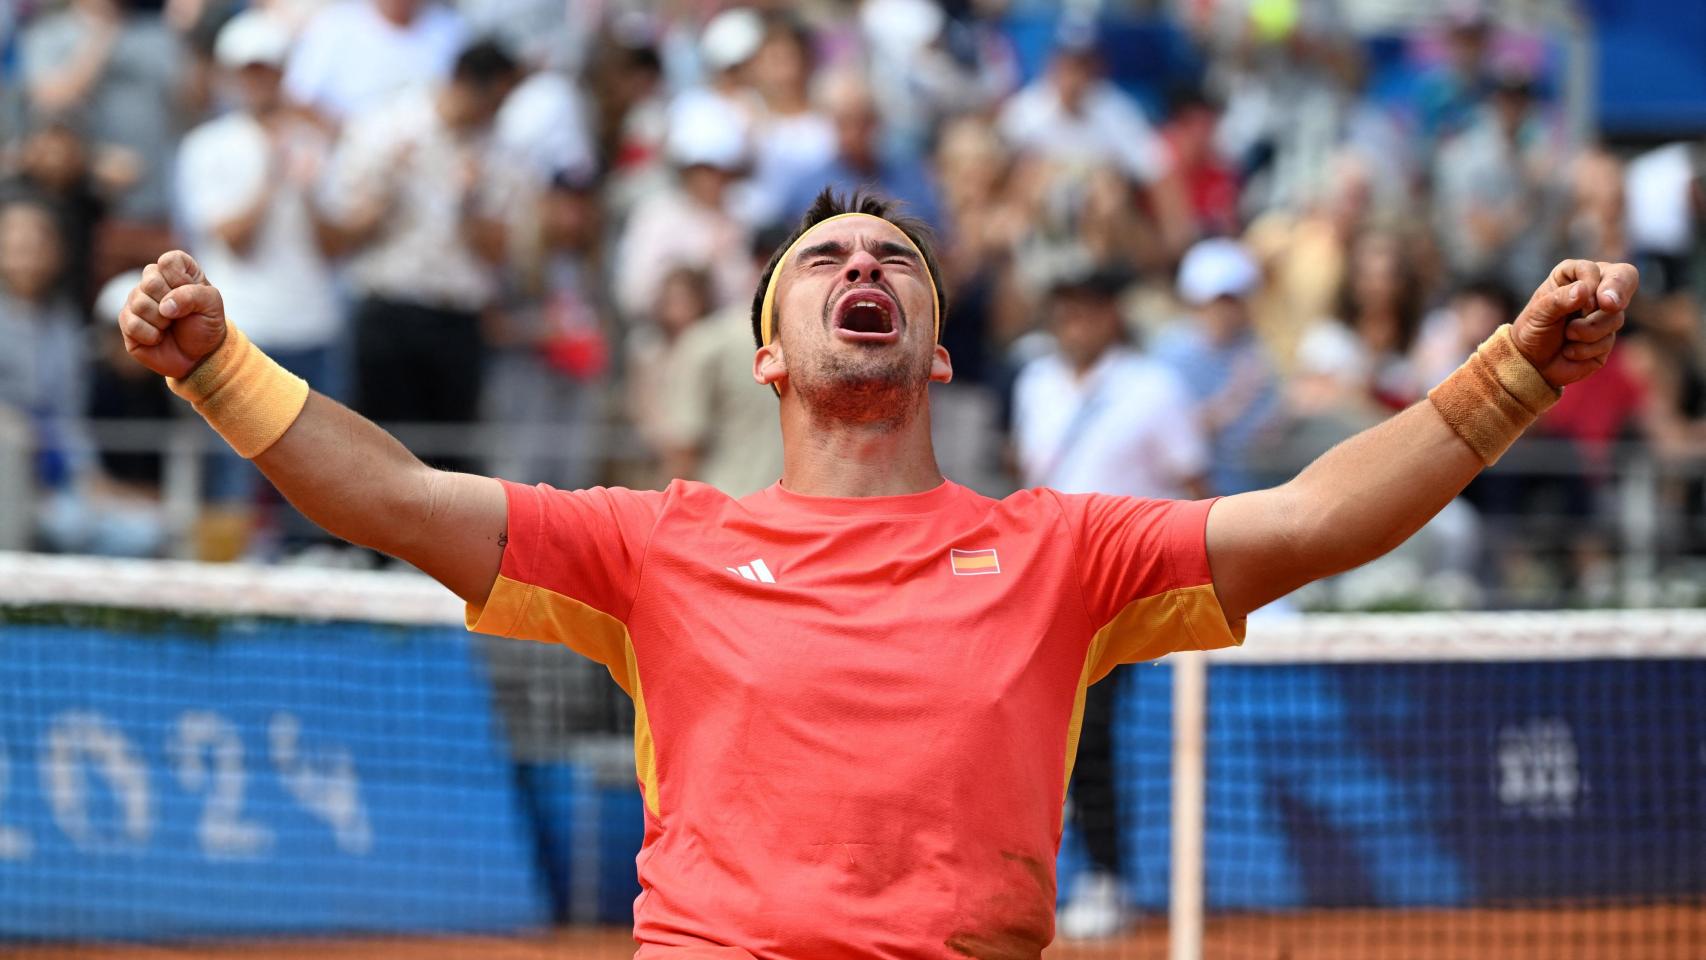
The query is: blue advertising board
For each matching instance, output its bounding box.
[1100,660,1706,911]
[0,618,550,939]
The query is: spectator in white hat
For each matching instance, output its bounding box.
[665,6,764,150]
[179,9,341,386]
[997,17,1193,257]
[1153,238,1282,495]
[176,8,347,555]
[660,7,769,224]
[612,96,755,325]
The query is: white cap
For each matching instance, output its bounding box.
[215,10,292,69]
[1178,237,1260,305]
[859,0,944,58]
[666,92,749,170]
[700,8,764,73]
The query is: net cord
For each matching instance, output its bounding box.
[0,551,463,626]
[4,552,1705,660]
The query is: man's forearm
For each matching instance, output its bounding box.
[121,250,509,603]
[252,392,505,603]
[1207,402,1481,620]
[1281,401,1481,578]
[253,392,430,553]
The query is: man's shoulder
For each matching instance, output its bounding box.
[997,81,1055,131]
[416,2,468,32]
[624,186,695,226]
[1015,343,1071,383]
[182,112,262,154]
[344,88,436,141]
[297,0,371,40]
[702,305,755,344]
[1110,349,1190,390]
[513,477,739,525]
[1089,81,1143,115]
[1150,324,1207,358]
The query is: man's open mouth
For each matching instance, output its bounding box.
[832,288,900,342]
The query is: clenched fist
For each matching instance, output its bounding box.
[1511,259,1639,388]
[118,250,228,380]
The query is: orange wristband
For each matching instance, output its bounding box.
[167,324,309,459]
[1427,324,1560,466]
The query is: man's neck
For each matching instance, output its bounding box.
[1071,345,1117,382]
[250,101,284,126]
[777,397,944,498]
[765,88,810,116]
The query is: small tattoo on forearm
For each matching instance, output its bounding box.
[497,533,508,548]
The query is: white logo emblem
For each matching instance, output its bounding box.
[726,559,776,583]
[1494,718,1582,819]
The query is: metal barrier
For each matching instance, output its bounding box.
[3,417,1704,607]
[0,409,29,552]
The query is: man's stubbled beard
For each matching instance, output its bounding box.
[780,291,933,432]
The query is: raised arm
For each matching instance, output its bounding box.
[117,251,506,604]
[1205,259,1639,623]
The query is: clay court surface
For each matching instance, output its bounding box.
[10,907,1702,960]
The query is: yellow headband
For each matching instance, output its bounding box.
[759,212,940,347]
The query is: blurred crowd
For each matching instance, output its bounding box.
[2,0,1705,605]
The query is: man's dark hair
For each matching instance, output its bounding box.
[749,187,949,347]
[452,39,521,89]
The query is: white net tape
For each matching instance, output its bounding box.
[0,551,464,626]
[4,551,1704,660]
[1228,609,1706,663]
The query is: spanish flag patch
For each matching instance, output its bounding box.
[949,548,1000,576]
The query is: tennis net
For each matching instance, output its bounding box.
[0,551,640,957]
[2,552,1703,958]
[1076,611,1706,960]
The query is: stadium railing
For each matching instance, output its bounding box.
[5,418,1705,609]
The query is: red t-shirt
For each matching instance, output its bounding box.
[467,479,1242,958]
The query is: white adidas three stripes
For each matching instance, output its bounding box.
[726,559,776,583]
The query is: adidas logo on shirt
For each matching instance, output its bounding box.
[726,559,776,583]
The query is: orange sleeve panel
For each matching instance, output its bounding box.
[464,479,664,672]
[1050,492,1244,683]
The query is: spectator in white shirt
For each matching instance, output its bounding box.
[997,19,1193,257]
[1013,262,1208,502]
[744,14,834,227]
[283,0,465,123]
[179,10,341,385]
[999,27,1166,184]
[177,10,348,555]
[323,39,522,467]
[1011,262,1207,941]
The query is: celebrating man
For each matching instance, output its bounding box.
[117,189,1634,958]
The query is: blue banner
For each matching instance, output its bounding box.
[1104,660,1706,910]
[0,618,550,939]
